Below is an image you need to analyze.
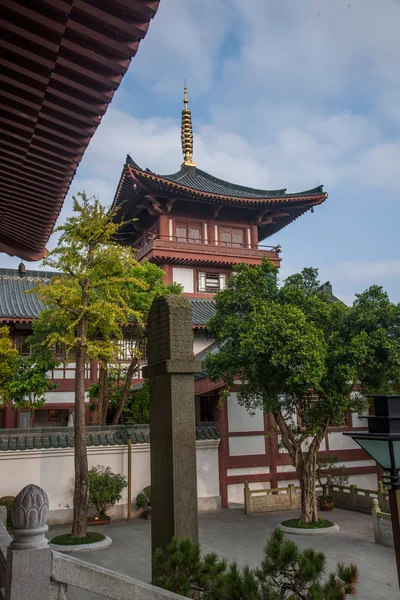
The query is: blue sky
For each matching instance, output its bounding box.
[2,0,400,304]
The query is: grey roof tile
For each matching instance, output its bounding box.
[126,157,324,201]
[0,423,219,451]
[189,298,216,326]
[0,269,58,320]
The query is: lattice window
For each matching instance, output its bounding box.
[197,272,227,293]
[14,336,30,355]
[118,337,147,361]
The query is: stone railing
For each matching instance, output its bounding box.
[0,484,188,600]
[327,481,389,515]
[244,482,301,514]
[371,498,393,547]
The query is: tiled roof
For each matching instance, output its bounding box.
[0,270,57,321]
[0,423,219,452]
[0,270,217,327]
[189,299,216,326]
[126,156,325,202]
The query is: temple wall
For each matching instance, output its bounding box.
[0,439,220,524]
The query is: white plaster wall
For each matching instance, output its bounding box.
[278,479,299,488]
[44,391,76,404]
[193,332,215,355]
[228,481,270,505]
[348,473,378,489]
[227,392,264,433]
[227,466,270,476]
[301,437,326,452]
[351,412,367,428]
[328,432,360,451]
[172,267,194,293]
[0,440,220,523]
[229,435,265,456]
[277,465,296,473]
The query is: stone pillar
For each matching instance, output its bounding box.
[5,485,52,600]
[143,295,200,558]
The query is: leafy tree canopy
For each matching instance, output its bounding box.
[0,326,18,406]
[206,259,400,522]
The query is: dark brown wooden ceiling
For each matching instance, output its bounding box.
[0,0,160,260]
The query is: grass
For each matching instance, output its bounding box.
[281,518,335,529]
[50,532,106,545]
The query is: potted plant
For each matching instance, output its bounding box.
[136,485,151,519]
[0,496,15,532]
[316,455,348,511]
[88,465,127,525]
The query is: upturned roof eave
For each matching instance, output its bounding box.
[123,164,326,206]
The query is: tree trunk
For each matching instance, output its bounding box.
[71,318,89,538]
[297,461,318,523]
[112,358,138,425]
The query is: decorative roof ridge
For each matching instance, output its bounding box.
[125,160,325,200]
[0,275,51,283]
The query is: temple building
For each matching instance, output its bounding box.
[110,89,379,507]
[0,89,379,512]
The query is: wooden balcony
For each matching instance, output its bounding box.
[135,235,281,267]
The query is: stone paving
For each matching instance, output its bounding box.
[47,508,398,600]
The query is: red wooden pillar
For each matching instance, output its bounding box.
[4,402,16,429]
[159,214,169,240]
[251,224,258,248]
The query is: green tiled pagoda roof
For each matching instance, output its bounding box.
[0,269,56,321]
[189,299,216,327]
[125,155,324,202]
[0,423,219,452]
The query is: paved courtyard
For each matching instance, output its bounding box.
[47,508,397,600]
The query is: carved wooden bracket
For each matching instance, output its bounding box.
[211,205,223,220]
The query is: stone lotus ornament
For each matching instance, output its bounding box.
[10,484,49,550]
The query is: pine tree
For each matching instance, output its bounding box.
[152,529,358,599]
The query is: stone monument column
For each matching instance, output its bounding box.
[143,295,200,557]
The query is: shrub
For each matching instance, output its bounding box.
[153,528,358,599]
[88,466,127,517]
[0,496,15,529]
[50,532,105,546]
[136,485,151,509]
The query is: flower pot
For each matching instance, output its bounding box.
[88,515,111,526]
[317,495,335,511]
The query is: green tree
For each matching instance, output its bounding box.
[153,529,358,599]
[88,262,181,425]
[206,260,400,523]
[110,262,181,425]
[33,192,149,538]
[129,381,150,424]
[0,326,17,407]
[8,348,58,427]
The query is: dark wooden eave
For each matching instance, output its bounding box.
[0,0,160,261]
[112,157,327,241]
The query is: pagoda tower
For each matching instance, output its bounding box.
[112,87,327,300]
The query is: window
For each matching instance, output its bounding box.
[118,337,147,361]
[198,272,227,293]
[176,222,187,242]
[220,227,244,248]
[200,397,214,422]
[175,221,202,244]
[15,336,30,355]
[188,224,201,244]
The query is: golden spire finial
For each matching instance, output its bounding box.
[181,82,196,168]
